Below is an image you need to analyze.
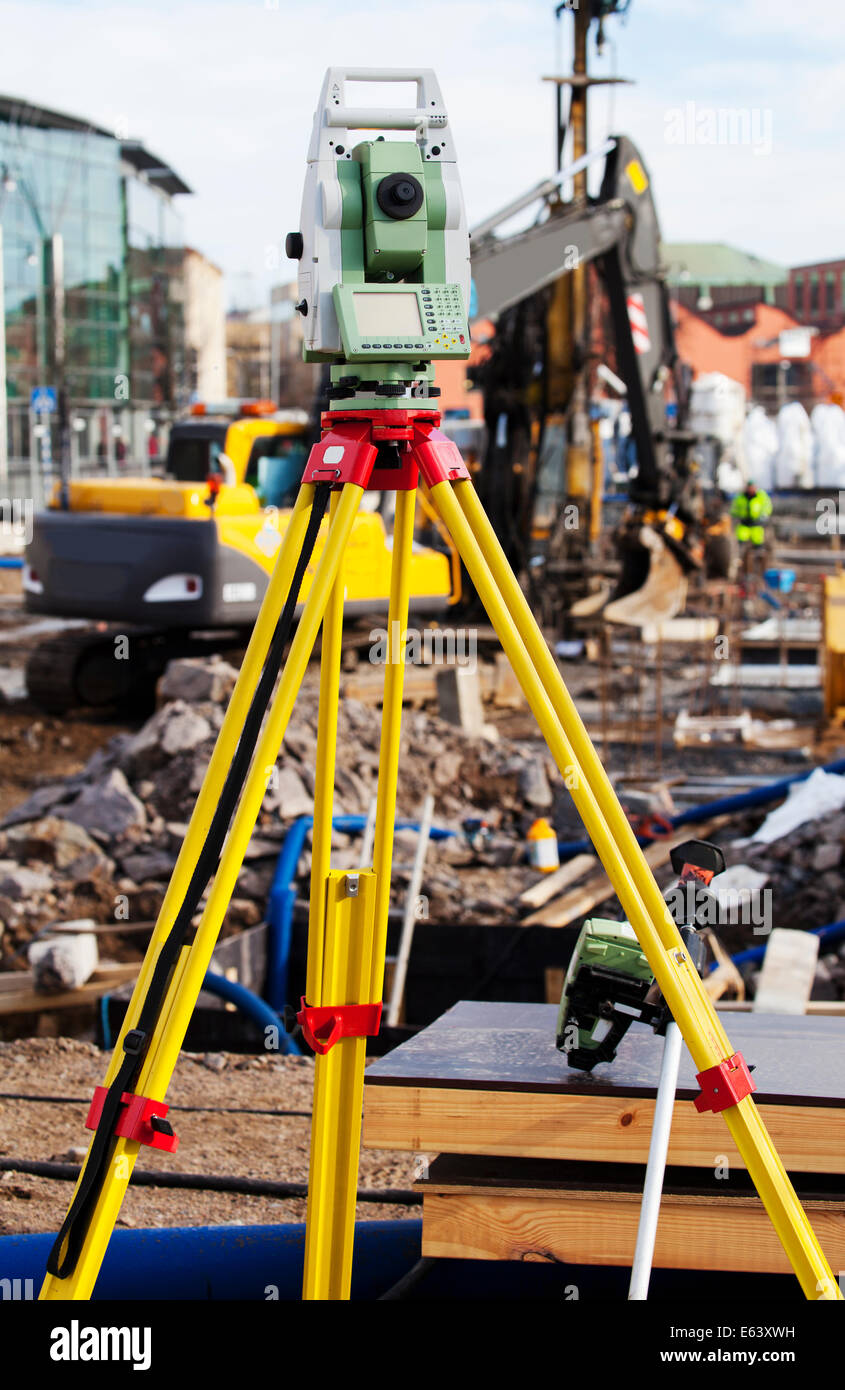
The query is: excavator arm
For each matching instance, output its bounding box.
[471,135,684,511]
[469,135,718,626]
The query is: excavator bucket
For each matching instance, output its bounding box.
[601,524,687,628]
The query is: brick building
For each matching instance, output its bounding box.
[788,259,845,335]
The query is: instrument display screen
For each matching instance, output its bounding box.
[352,291,423,336]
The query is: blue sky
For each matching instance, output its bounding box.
[0,0,842,305]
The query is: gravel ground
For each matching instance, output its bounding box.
[0,1037,415,1236]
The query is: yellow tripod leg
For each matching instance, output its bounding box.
[109,485,320,1092]
[141,482,365,1102]
[303,870,377,1300]
[41,483,362,1301]
[370,486,416,997]
[301,489,415,1298]
[307,491,345,1005]
[429,477,841,1301]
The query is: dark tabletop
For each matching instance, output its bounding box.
[365,1001,845,1107]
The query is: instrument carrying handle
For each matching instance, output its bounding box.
[321,67,448,133]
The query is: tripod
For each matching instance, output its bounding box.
[40,405,840,1301]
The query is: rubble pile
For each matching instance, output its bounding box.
[726,809,845,936]
[1,655,843,983]
[0,656,564,959]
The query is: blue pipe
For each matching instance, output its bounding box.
[0,556,23,569]
[728,918,845,972]
[265,813,454,1011]
[0,1221,423,1300]
[99,972,299,1054]
[557,757,845,858]
[202,970,299,1055]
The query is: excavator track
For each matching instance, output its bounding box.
[25,628,140,715]
[25,626,246,715]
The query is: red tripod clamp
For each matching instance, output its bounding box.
[694,1052,756,1113]
[296,997,383,1056]
[85,1085,179,1153]
[302,409,470,493]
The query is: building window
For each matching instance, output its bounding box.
[810,273,820,316]
[827,272,836,314]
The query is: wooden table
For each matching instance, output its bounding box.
[363,1001,845,1272]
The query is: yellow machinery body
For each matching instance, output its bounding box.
[25,410,457,632]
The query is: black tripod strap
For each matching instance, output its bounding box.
[46,484,332,1279]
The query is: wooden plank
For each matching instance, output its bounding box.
[544,967,565,1005]
[363,1084,845,1173]
[701,928,746,1002]
[0,964,138,1016]
[518,853,596,910]
[420,1190,845,1272]
[754,928,820,1015]
[522,820,727,928]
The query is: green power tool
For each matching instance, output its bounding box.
[556,839,725,1071]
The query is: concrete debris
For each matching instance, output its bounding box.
[517,755,553,810]
[812,841,842,874]
[158,705,213,758]
[158,656,238,706]
[2,782,73,828]
[264,766,313,820]
[122,701,214,774]
[436,666,485,737]
[58,767,147,839]
[119,848,178,882]
[0,862,55,899]
[201,1052,228,1073]
[28,930,99,993]
[50,1146,89,1164]
[3,816,113,877]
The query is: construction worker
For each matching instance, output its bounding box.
[731,479,772,564]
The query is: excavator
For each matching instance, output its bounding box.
[23,400,458,711]
[468,6,732,630]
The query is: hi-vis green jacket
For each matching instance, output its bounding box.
[731,488,773,545]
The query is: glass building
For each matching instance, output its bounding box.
[0,95,190,495]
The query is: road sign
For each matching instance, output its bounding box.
[30,386,57,414]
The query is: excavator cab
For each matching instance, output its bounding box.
[243,435,308,509]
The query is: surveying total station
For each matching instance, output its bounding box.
[40,68,841,1303]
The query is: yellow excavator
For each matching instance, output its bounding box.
[23,400,459,711]
[469,133,733,632]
